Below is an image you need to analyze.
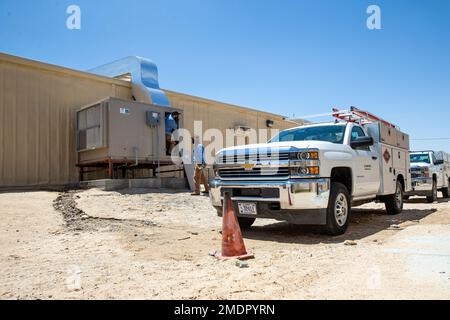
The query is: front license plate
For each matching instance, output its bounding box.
[238,202,257,215]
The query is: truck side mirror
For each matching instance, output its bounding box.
[435,159,444,165]
[350,136,374,149]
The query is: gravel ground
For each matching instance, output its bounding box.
[1,188,450,299]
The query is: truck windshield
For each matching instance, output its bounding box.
[270,125,346,144]
[410,153,431,164]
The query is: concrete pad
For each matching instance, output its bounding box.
[80,178,189,191]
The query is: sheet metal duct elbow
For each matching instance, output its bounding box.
[89,56,170,107]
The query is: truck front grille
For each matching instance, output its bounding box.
[411,168,425,179]
[220,152,290,164]
[218,167,289,179]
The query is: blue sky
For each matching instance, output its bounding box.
[1,0,450,151]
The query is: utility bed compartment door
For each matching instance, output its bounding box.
[393,148,411,191]
[380,123,397,146]
[396,131,410,150]
[380,145,411,195]
[380,145,396,195]
[393,149,406,169]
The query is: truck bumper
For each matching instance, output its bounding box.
[406,177,433,196]
[209,178,330,225]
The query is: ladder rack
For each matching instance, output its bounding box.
[332,106,399,130]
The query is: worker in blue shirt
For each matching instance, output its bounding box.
[192,135,210,196]
[165,112,179,155]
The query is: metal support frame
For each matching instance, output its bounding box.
[76,158,175,181]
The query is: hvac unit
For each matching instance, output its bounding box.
[76,97,182,179]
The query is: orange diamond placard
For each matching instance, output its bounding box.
[383,149,391,163]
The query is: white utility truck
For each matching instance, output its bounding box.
[210,107,412,235]
[406,151,450,202]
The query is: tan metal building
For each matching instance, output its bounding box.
[0,53,296,189]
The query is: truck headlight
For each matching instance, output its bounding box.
[302,151,319,160]
[289,150,319,160]
[290,166,320,176]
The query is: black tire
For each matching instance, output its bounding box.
[427,180,438,203]
[324,182,351,236]
[237,217,256,230]
[442,180,449,198]
[385,180,403,215]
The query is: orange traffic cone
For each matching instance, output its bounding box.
[215,192,254,260]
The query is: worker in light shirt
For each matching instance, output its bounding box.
[165,111,179,156]
[191,135,210,196]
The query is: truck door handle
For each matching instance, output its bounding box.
[372,156,378,160]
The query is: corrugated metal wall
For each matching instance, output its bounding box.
[0,54,132,188]
[0,53,296,189]
[164,90,295,140]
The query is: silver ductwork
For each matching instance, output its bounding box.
[89,56,170,107]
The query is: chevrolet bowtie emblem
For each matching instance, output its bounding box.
[243,164,255,171]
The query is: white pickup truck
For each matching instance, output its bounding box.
[210,109,412,235]
[407,151,450,202]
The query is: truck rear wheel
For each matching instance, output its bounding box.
[442,180,449,198]
[324,182,350,236]
[385,181,403,215]
[427,180,438,203]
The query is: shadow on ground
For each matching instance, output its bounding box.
[116,188,190,195]
[405,197,450,205]
[243,207,437,245]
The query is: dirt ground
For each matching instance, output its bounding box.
[1,188,450,300]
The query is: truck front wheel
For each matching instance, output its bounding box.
[237,217,256,230]
[385,181,403,215]
[324,182,350,236]
[427,180,438,203]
